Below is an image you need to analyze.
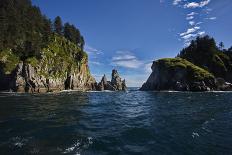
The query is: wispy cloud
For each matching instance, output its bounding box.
[180,26,200,37]
[189,21,195,26]
[170,0,215,46]
[111,51,144,69]
[89,61,102,65]
[110,51,153,86]
[85,45,103,55]
[173,0,182,5]
[183,31,205,46]
[186,16,194,20]
[145,62,153,73]
[206,17,217,20]
[187,12,198,16]
[184,0,211,8]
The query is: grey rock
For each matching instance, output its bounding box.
[1,61,96,93]
[97,70,127,91]
[140,59,216,91]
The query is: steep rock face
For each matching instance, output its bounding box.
[97,70,127,91]
[0,35,96,93]
[140,58,217,91]
[6,61,96,93]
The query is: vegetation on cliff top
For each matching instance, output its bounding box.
[178,36,232,80]
[157,58,214,81]
[0,0,88,76]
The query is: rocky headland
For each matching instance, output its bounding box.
[141,36,232,91]
[0,0,127,93]
[140,58,218,91]
[0,36,96,93]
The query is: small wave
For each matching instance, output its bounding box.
[10,136,29,148]
[63,137,93,154]
[192,132,199,138]
[87,90,114,93]
[63,141,81,154]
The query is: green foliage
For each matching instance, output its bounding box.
[0,0,89,79]
[25,57,38,67]
[39,34,88,79]
[54,16,63,35]
[0,49,20,74]
[178,35,232,78]
[0,0,52,59]
[63,23,85,50]
[157,58,214,81]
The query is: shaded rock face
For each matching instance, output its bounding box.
[215,78,232,91]
[97,70,127,91]
[1,62,96,93]
[140,58,217,91]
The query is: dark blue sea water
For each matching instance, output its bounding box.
[1,89,232,155]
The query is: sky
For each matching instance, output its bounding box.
[32,0,232,87]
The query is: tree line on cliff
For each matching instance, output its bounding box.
[0,0,84,61]
[177,35,232,82]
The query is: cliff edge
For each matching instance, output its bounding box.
[140,58,217,91]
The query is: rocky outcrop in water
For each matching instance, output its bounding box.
[140,58,218,91]
[1,61,96,93]
[97,70,127,91]
[0,35,98,93]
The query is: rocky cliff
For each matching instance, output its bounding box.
[140,58,218,91]
[97,69,127,91]
[0,35,96,93]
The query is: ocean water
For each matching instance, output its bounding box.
[0,88,232,155]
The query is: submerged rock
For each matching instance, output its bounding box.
[140,58,216,91]
[97,70,127,91]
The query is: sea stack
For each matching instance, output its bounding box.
[97,69,127,91]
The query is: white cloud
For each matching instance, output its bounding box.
[171,0,214,46]
[145,63,153,73]
[180,26,200,37]
[206,17,217,20]
[111,51,144,69]
[112,54,136,61]
[89,61,102,65]
[182,33,197,40]
[183,31,206,47]
[85,45,103,55]
[187,12,198,16]
[198,31,205,36]
[184,0,211,8]
[196,22,203,25]
[186,16,194,20]
[189,21,195,26]
[173,0,182,5]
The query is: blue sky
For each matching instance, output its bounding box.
[32,0,232,87]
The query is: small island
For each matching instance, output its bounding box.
[141,36,232,91]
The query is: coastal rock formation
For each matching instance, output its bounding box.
[1,61,96,93]
[97,70,127,91]
[140,58,217,91]
[0,36,96,93]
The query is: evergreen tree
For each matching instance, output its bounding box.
[64,23,82,48]
[219,42,224,50]
[178,35,232,78]
[54,16,63,35]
